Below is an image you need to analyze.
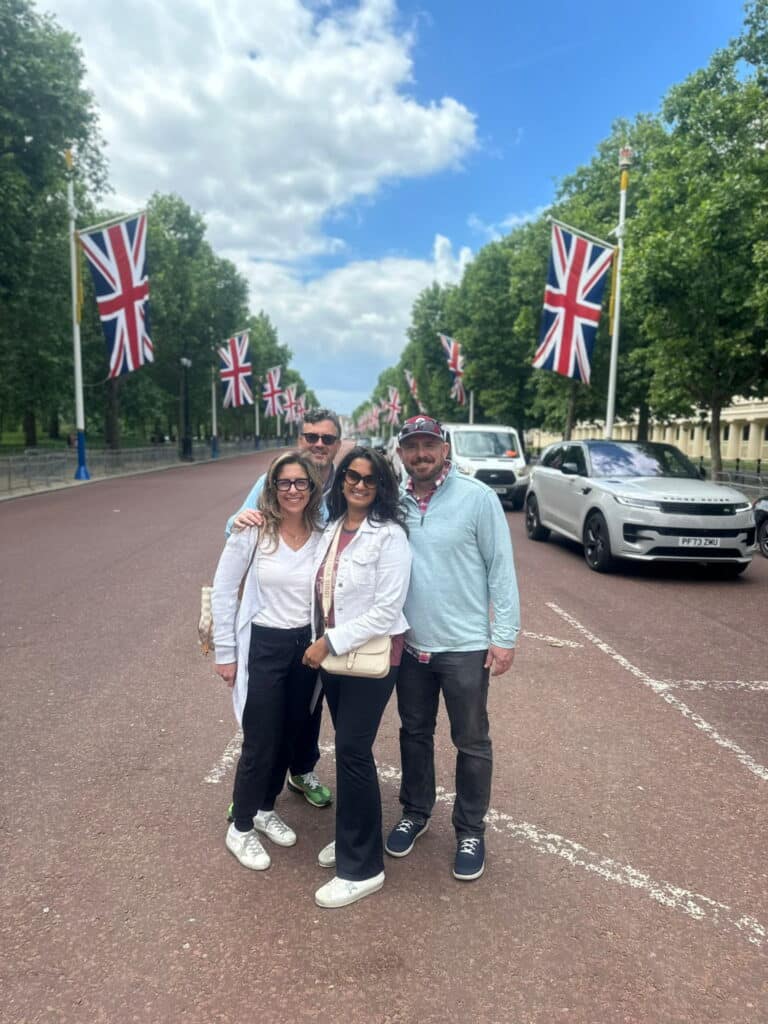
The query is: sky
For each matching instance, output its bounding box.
[46,0,747,414]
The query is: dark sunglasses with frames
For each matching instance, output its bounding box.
[274,477,313,492]
[344,468,377,489]
[302,431,338,446]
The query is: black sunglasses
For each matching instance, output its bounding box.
[274,477,312,492]
[302,431,338,446]
[344,468,377,488]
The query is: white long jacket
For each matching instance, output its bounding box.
[310,516,412,655]
[211,526,322,724]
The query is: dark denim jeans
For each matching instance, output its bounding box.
[396,649,491,838]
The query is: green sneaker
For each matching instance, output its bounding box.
[287,771,332,808]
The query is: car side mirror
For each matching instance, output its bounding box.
[561,462,580,476]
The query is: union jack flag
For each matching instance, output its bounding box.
[438,333,466,406]
[404,369,427,413]
[79,212,153,378]
[218,332,253,408]
[282,384,298,424]
[533,223,614,384]
[385,386,402,426]
[294,393,307,421]
[262,366,283,418]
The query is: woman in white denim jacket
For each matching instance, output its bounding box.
[302,446,412,909]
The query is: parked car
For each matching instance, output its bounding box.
[525,439,756,575]
[442,423,529,510]
[753,496,768,558]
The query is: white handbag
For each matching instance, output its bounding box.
[319,524,391,679]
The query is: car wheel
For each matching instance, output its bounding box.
[758,519,768,558]
[525,495,550,541]
[583,511,615,572]
[509,493,525,512]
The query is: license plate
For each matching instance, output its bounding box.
[491,486,508,495]
[679,536,720,548]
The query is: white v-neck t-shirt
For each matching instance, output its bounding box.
[252,533,321,629]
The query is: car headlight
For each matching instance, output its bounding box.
[735,501,752,512]
[613,495,663,511]
[456,462,472,475]
[517,464,530,477]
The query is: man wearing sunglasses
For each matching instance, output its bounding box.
[385,415,520,883]
[224,408,342,810]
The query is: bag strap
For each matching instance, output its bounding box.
[320,522,344,626]
[237,531,260,601]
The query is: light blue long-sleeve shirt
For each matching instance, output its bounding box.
[225,466,335,536]
[402,466,520,651]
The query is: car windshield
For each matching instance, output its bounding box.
[452,430,519,457]
[587,441,699,479]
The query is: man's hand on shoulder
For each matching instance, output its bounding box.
[485,645,515,677]
[233,509,264,531]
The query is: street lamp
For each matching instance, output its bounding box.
[180,355,193,461]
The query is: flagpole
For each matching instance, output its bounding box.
[469,390,475,424]
[605,146,632,439]
[66,151,90,480]
[210,365,219,458]
[254,387,260,449]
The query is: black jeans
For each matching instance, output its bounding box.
[321,666,397,880]
[289,688,322,777]
[396,649,491,839]
[231,624,316,830]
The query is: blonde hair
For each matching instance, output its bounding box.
[257,450,323,552]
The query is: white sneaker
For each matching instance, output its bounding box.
[317,840,336,868]
[226,824,271,870]
[253,809,297,847]
[315,872,384,909]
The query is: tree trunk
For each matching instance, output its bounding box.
[47,410,60,440]
[23,408,37,447]
[636,400,649,442]
[104,378,121,449]
[709,404,722,477]
[563,381,577,441]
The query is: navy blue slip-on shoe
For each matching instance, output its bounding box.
[453,836,485,881]
[385,818,429,857]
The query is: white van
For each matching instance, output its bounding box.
[442,422,529,510]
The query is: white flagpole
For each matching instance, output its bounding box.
[605,146,633,439]
[66,150,90,480]
[210,366,219,458]
[254,391,260,448]
[469,389,475,424]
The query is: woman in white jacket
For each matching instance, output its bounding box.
[212,451,324,873]
[302,447,412,908]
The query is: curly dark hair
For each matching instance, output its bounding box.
[327,446,408,534]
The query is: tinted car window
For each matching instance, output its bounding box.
[541,445,564,469]
[587,442,699,479]
[452,430,520,457]
[563,445,587,475]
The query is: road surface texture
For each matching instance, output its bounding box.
[2,452,766,1024]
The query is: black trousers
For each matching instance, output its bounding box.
[289,687,322,777]
[321,666,397,880]
[396,649,491,839]
[231,624,316,830]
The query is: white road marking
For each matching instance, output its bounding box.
[667,679,768,693]
[204,738,766,950]
[522,630,583,648]
[547,602,768,783]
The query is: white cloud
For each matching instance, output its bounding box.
[468,204,549,242]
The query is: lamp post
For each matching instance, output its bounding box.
[180,355,193,460]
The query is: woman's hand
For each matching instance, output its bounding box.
[233,509,264,531]
[302,636,330,671]
[214,662,237,687]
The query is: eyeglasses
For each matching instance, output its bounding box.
[302,432,339,446]
[344,468,377,488]
[274,478,312,492]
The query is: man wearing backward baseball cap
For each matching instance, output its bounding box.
[385,415,520,882]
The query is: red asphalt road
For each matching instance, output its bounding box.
[1,454,766,1024]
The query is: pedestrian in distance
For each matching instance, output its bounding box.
[385,415,520,882]
[212,451,324,871]
[226,407,343,809]
[302,447,412,908]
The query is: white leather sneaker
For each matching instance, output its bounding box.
[226,824,271,870]
[253,810,297,847]
[317,840,336,868]
[315,872,384,908]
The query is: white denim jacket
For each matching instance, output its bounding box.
[310,516,412,655]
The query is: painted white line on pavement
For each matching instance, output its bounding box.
[522,630,583,648]
[203,731,243,784]
[668,679,768,693]
[204,738,766,950]
[547,602,768,783]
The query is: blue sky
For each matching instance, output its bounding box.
[48,0,747,414]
